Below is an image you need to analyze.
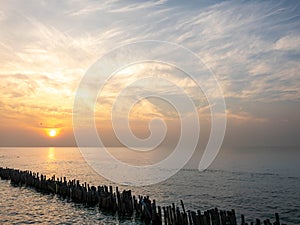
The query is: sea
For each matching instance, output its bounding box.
[0,147,299,224]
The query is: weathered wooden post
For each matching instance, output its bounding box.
[275,213,280,225]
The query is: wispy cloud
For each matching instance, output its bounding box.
[274,34,300,51]
[0,0,299,146]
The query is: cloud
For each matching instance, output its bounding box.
[274,35,300,51]
[0,72,74,129]
[67,0,167,16]
[0,74,37,98]
[0,0,299,147]
[1,1,299,103]
[227,110,268,124]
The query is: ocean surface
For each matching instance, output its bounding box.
[0,147,299,224]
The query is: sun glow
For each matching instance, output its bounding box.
[46,128,58,138]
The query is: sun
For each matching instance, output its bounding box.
[49,129,56,137]
[47,129,58,138]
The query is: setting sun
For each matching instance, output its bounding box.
[46,129,58,138]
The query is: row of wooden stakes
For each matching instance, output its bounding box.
[0,167,285,225]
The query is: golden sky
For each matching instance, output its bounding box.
[0,0,299,147]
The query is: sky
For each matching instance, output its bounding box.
[0,0,299,148]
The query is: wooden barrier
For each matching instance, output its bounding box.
[0,167,286,225]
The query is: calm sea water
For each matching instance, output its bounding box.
[0,147,299,224]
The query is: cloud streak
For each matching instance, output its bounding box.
[0,0,299,146]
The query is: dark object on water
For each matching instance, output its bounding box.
[0,167,285,225]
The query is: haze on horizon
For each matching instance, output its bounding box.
[0,0,299,149]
